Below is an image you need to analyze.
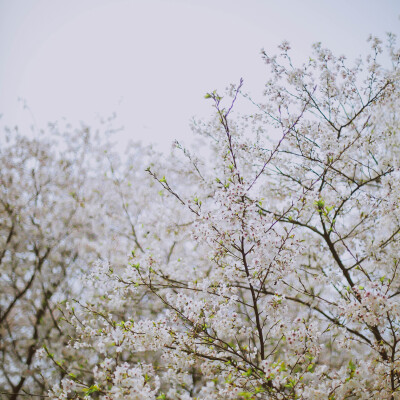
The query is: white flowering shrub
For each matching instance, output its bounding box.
[5,35,400,399]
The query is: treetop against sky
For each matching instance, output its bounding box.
[1,2,400,399]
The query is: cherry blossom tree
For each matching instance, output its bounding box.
[7,34,400,399]
[0,120,160,399]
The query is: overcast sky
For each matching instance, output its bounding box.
[0,0,399,149]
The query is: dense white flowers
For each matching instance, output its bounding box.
[4,35,400,399]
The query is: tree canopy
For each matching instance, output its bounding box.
[1,35,400,399]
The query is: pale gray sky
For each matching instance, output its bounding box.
[0,0,399,149]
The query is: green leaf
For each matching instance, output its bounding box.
[238,392,254,399]
[346,359,356,381]
[242,368,252,377]
[314,199,325,210]
[225,373,233,384]
[83,385,100,395]
[131,263,140,270]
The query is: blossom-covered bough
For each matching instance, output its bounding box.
[41,36,400,399]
